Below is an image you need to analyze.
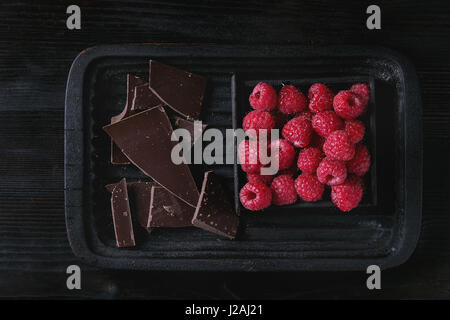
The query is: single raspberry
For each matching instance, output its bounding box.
[270,174,297,206]
[247,173,274,185]
[308,83,326,97]
[316,157,347,186]
[269,139,296,171]
[308,83,334,113]
[243,110,275,138]
[282,116,312,148]
[297,147,323,174]
[331,180,363,212]
[240,181,272,211]
[298,110,314,120]
[344,119,365,144]
[347,144,371,176]
[333,90,366,119]
[312,110,344,138]
[309,133,326,150]
[323,130,355,161]
[350,83,370,107]
[249,82,277,111]
[238,140,263,173]
[277,85,307,114]
[294,173,324,202]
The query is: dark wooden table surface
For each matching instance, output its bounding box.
[0,0,449,299]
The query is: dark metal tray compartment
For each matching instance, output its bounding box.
[233,75,378,213]
[65,45,422,271]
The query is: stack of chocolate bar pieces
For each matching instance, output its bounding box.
[103,61,239,247]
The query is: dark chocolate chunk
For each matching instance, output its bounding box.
[148,186,195,228]
[103,107,199,207]
[106,181,153,232]
[192,171,239,239]
[110,75,146,164]
[149,60,206,120]
[105,183,119,193]
[174,116,207,145]
[131,83,163,111]
[110,178,135,247]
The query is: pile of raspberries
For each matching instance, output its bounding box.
[239,82,371,213]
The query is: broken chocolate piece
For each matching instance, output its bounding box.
[192,171,238,239]
[103,107,199,207]
[106,181,153,232]
[148,186,195,228]
[111,75,146,164]
[110,178,135,247]
[149,60,206,120]
[131,83,163,111]
[174,116,207,145]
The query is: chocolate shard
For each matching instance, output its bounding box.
[192,171,239,239]
[105,183,118,194]
[148,186,195,228]
[131,83,163,111]
[149,60,206,120]
[174,116,207,145]
[110,178,135,247]
[103,107,199,208]
[106,181,153,232]
[111,75,146,164]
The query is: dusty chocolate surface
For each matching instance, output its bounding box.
[106,181,153,232]
[192,171,238,239]
[110,178,135,247]
[103,107,199,207]
[174,116,207,145]
[149,60,206,120]
[131,83,163,111]
[110,74,146,164]
[148,186,195,228]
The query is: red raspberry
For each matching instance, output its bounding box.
[269,139,296,171]
[294,173,324,202]
[309,133,326,150]
[350,83,370,106]
[308,83,334,113]
[247,173,274,185]
[316,157,347,186]
[249,82,277,111]
[333,90,366,119]
[238,140,263,173]
[243,110,275,138]
[297,147,323,174]
[331,179,363,212]
[323,130,355,161]
[312,110,344,138]
[344,119,365,144]
[298,110,314,120]
[277,85,307,114]
[282,116,312,148]
[270,174,297,205]
[240,182,272,211]
[347,144,370,176]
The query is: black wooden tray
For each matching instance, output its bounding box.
[65,44,422,271]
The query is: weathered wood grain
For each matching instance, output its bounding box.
[0,0,449,298]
